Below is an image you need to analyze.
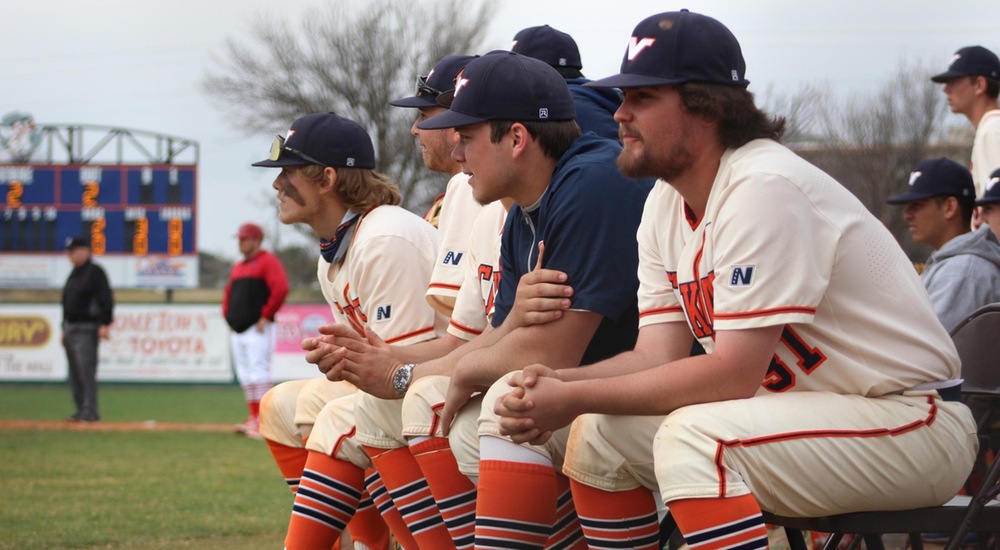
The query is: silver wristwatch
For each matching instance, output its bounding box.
[393,363,416,397]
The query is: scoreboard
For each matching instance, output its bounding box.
[1,163,196,255]
[0,163,198,289]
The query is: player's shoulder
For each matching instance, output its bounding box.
[356,204,437,246]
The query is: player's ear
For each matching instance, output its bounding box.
[942,196,961,220]
[509,123,531,158]
[317,167,338,193]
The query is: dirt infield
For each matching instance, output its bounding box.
[0,419,235,432]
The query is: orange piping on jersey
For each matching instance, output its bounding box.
[428,282,462,292]
[640,306,684,318]
[711,395,938,497]
[332,425,358,460]
[714,306,816,320]
[384,325,435,344]
[683,202,699,230]
[449,320,483,336]
[429,402,445,437]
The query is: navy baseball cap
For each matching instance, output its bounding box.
[931,46,1000,83]
[511,25,582,70]
[252,112,376,169]
[64,235,90,250]
[417,51,576,130]
[886,158,974,204]
[586,10,749,89]
[975,168,1000,205]
[390,54,479,108]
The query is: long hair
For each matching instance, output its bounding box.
[678,82,786,148]
[298,165,401,213]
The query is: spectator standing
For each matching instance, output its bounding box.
[223,222,289,439]
[932,45,1000,225]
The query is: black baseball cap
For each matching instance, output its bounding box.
[252,112,376,169]
[64,235,90,250]
[886,158,974,204]
[931,46,1000,83]
[390,54,479,108]
[975,167,1000,205]
[586,10,749,89]
[511,25,582,70]
[417,50,576,130]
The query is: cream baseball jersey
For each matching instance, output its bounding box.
[447,200,507,341]
[971,110,1000,198]
[426,172,483,317]
[317,205,445,345]
[637,139,960,397]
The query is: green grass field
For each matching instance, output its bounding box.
[0,384,292,549]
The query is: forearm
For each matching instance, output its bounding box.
[559,347,667,383]
[392,334,467,363]
[456,316,593,388]
[412,325,495,380]
[566,326,778,416]
[569,354,752,416]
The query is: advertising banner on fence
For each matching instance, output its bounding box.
[273,304,335,382]
[0,304,230,382]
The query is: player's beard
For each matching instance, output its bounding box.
[617,128,695,182]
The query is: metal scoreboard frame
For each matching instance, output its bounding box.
[0,120,200,289]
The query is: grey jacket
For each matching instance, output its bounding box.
[922,227,1000,332]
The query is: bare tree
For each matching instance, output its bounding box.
[202,0,490,213]
[768,60,972,260]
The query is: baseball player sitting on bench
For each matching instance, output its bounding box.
[495,10,979,550]
[313,51,654,548]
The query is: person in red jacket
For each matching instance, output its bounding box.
[223,222,289,438]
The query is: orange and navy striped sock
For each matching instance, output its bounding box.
[410,437,477,549]
[545,473,587,549]
[284,450,364,550]
[364,467,419,550]
[570,481,660,549]
[476,460,557,549]
[265,438,308,493]
[345,489,391,550]
[669,494,768,550]
[363,445,454,549]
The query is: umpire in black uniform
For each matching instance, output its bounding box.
[62,235,114,422]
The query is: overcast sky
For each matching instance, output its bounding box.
[2,0,998,260]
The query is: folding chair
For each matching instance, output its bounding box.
[659,303,1000,550]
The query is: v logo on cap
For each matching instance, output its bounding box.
[627,37,656,61]
[454,76,470,97]
[909,171,922,186]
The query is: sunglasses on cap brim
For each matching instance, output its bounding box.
[268,134,329,167]
[416,75,446,98]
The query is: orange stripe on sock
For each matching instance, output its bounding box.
[345,489,391,550]
[411,437,477,549]
[364,467,419,550]
[546,474,587,549]
[363,445,454,549]
[476,460,557,549]
[570,481,660,550]
[284,451,365,550]
[669,495,767,550]
[265,438,309,493]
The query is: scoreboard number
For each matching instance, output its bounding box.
[133,217,149,256]
[90,217,107,255]
[167,218,182,256]
[5,181,22,208]
[82,181,100,207]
